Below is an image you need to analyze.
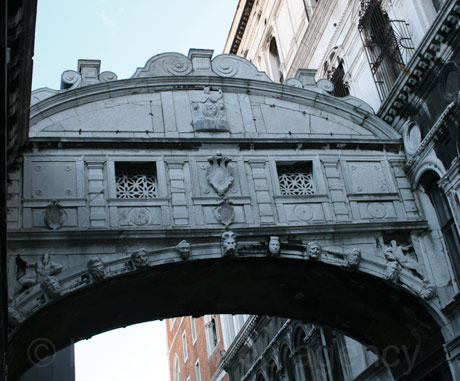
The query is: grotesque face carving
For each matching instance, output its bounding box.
[307,241,321,259]
[384,261,400,281]
[222,231,237,257]
[41,277,62,298]
[131,249,149,268]
[346,249,361,268]
[268,236,281,255]
[175,240,191,260]
[87,258,106,281]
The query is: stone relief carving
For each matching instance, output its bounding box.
[129,208,151,226]
[420,282,436,300]
[41,276,62,299]
[268,236,281,256]
[215,199,235,227]
[384,260,401,282]
[176,240,191,260]
[222,231,238,258]
[131,52,193,78]
[131,249,150,269]
[384,240,424,280]
[305,241,322,260]
[44,201,67,230]
[8,297,23,327]
[87,257,107,281]
[207,153,234,196]
[345,249,362,268]
[17,253,63,291]
[192,86,229,132]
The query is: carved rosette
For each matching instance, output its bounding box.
[207,153,234,196]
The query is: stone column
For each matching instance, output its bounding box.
[322,159,349,222]
[249,160,275,224]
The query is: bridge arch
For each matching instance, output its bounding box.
[8,51,457,379]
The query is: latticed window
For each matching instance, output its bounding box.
[115,162,157,198]
[277,162,315,195]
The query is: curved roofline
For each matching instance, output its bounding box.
[30,75,400,141]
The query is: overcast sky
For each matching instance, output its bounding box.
[33,1,239,380]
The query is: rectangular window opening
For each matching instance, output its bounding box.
[277,162,315,196]
[115,162,157,199]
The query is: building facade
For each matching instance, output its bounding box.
[6,2,460,377]
[221,0,460,379]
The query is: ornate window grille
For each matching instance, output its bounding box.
[358,0,414,100]
[115,162,157,198]
[278,162,315,195]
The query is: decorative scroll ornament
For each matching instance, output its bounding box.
[176,240,191,260]
[131,249,149,269]
[207,153,234,196]
[87,257,107,281]
[221,231,237,258]
[215,199,235,227]
[44,201,67,230]
[192,86,229,132]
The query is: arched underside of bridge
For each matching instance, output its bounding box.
[9,256,446,380]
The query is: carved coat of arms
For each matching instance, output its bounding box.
[207,153,234,196]
[44,201,66,230]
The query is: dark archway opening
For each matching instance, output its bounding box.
[9,257,447,380]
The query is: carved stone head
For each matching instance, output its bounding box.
[268,236,281,255]
[384,261,400,282]
[346,249,361,268]
[175,240,191,260]
[131,249,149,269]
[41,276,62,298]
[420,283,436,300]
[87,258,107,281]
[307,241,321,259]
[222,231,237,257]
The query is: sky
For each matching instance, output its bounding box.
[33,1,240,380]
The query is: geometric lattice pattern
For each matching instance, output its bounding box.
[115,162,157,198]
[277,162,314,195]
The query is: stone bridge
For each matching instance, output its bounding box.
[7,50,456,379]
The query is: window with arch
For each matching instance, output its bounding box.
[173,354,181,381]
[420,171,460,280]
[204,315,220,356]
[279,344,296,381]
[268,37,283,83]
[268,359,281,381]
[323,53,350,98]
[293,326,314,380]
[256,372,266,381]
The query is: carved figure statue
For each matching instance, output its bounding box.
[200,86,224,119]
[384,260,401,282]
[306,241,321,259]
[268,236,281,256]
[87,257,107,281]
[41,276,62,299]
[131,249,149,269]
[345,249,361,268]
[222,231,237,257]
[384,240,423,280]
[192,87,228,132]
[175,240,191,260]
[18,253,63,288]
